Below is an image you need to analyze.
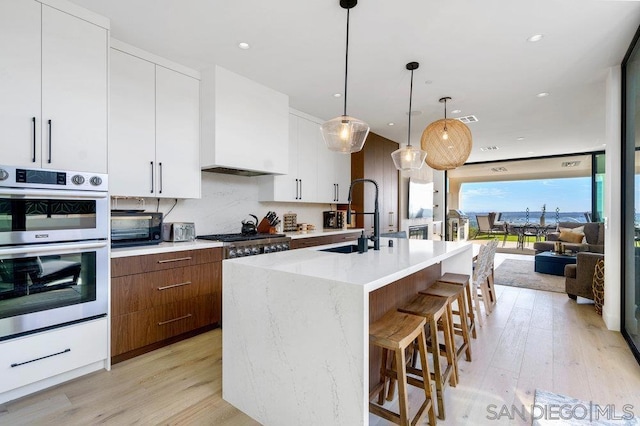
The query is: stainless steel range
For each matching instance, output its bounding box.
[197,233,291,259]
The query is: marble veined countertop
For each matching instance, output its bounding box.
[225,238,471,292]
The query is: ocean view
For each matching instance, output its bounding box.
[466,211,588,228]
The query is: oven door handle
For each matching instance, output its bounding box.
[1,241,108,256]
[0,188,108,199]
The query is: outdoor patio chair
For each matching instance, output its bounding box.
[474,214,508,246]
[517,223,541,249]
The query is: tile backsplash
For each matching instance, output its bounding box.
[110,172,333,235]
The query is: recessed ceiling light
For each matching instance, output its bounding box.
[424,80,433,85]
[491,167,508,172]
[451,109,461,114]
[527,151,535,154]
[562,161,581,168]
[516,137,525,141]
[238,42,250,49]
[480,146,499,152]
[333,93,342,98]
[536,92,550,98]
[387,122,395,126]
[527,34,544,43]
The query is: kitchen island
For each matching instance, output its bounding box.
[222,238,472,426]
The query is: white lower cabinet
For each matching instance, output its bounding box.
[0,318,108,401]
[109,42,201,199]
[260,110,351,203]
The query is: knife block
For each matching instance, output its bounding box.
[257,218,272,234]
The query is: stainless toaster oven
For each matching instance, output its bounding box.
[110,211,162,247]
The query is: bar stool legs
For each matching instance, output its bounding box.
[438,273,477,337]
[369,311,436,426]
[398,294,457,420]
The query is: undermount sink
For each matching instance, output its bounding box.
[318,244,361,254]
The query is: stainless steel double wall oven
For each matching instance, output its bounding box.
[0,165,109,340]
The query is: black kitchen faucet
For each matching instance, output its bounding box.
[346,179,380,250]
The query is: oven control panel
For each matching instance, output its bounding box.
[0,165,108,191]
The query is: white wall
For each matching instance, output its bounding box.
[111,172,331,235]
[604,65,622,331]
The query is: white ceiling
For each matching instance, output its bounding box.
[70,0,640,163]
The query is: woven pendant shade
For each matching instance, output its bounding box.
[421,118,472,171]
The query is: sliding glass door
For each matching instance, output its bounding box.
[622,27,640,362]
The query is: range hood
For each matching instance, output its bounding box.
[200,66,289,176]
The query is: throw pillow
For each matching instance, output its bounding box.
[558,230,585,244]
[559,226,587,243]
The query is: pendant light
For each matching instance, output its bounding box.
[420,97,473,170]
[321,0,370,154]
[391,62,427,171]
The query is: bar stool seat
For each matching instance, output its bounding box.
[369,310,436,426]
[438,272,476,339]
[420,281,472,366]
[398,293,457,420]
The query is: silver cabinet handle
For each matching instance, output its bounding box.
[157,281,191,291]
[158,162,163,194]
[11,348,70,367]
[295,179,299,200]
[158,314,192,326]
[299,179,302,199]
[157,256,192,264]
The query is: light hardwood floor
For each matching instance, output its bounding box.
[1,270,639,425]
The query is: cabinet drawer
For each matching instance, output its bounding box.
[111,248,222,277]
[290,233,360,250]
[111,295,216,356]
[0,319,107,394]
[111,263,220,316]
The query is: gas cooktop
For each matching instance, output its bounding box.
[197,233,286,242]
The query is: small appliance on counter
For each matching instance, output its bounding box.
[283,213,297,232]
[111,210,163,247]
[162,222,196,242]
[323,211,346,229]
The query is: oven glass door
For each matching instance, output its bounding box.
[0,188,108,245]
[0,241,108,340]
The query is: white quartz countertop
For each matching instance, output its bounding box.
[284,228,363,239]
[225,238,472,292]
[110,240,223,258]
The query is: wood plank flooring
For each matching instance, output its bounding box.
[1,259,639,425]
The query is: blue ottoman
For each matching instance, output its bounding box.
[534,251,577,276]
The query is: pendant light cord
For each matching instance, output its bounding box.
[343,8,350,117]
[407,68,414,147]
[443,97,448,132]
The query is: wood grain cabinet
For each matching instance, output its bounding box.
[0,0,108,172]
[289,232,361,250]
[111,248,222,363]
[351,133,400,234]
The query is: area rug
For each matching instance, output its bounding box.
[494,259,565,293]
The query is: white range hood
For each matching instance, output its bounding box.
[200,65,289,176]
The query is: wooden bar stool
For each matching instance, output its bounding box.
[420,281,472,367]
[369,311,437,426]
[438,272,476,339]
[398,294,457,420]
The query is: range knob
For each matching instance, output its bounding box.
[263,246,271,253]
[251,247,260,255]
[227,249,237,258]
[71,174,85,185]
[89,176,102,186]
[0,169,8,181]
[243,248,251,256]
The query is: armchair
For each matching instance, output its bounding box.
[564,252,604,300]
[474,214,508,246]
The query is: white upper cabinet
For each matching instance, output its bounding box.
[108,41,201,199]
[0,0,108,173]
[109,49,156,196]
[155,66,200,198]
[200,66,289,175]
[259,110,351,203]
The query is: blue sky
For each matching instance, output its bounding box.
[460,177,591,212]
